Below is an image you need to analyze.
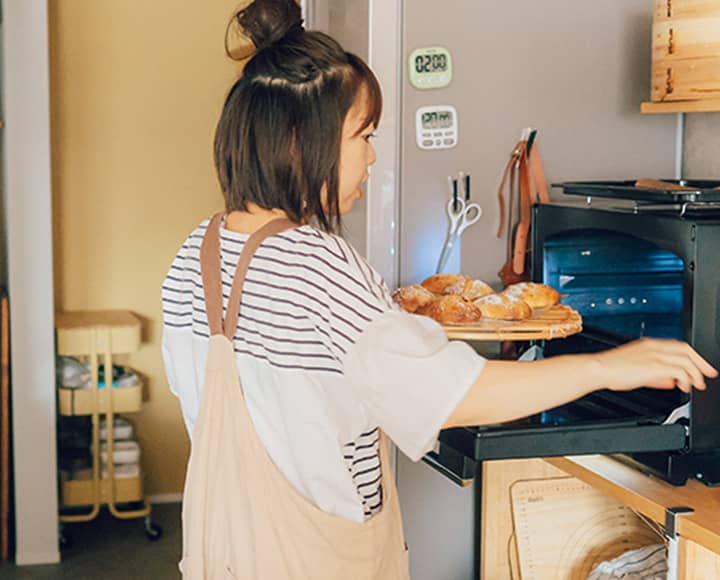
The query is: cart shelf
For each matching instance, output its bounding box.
[56,310,141,356]
[62,474,144,507]
[58,382,142,416]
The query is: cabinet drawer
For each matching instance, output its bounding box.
[654,0,720,21]
[652,56,720,101]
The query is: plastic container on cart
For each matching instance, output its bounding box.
[99,416,134,441]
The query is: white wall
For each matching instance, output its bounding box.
[2,0,60,565]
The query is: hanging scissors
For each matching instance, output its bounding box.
[436,176,482,273]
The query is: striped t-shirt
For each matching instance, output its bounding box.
[162,217,485,522]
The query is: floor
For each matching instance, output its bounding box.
[0,503,182,579]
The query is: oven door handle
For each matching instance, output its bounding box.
[422,452,474,487]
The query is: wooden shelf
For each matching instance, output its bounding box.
[641,99,720,114]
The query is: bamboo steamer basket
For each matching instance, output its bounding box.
[651,0,720,101]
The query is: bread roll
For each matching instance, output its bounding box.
[445,278,495,301]
[416,294,482,324]
[391,284,437,313]
[502,282,560,310]
[472,293,532,321]
[420,274,468,295]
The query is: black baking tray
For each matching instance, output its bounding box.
[554,180,720,203]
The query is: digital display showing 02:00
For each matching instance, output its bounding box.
[421,111,453,130]
[414,52,447,74]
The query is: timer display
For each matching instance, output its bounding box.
[409,47,452,90]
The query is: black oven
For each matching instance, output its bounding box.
[428,181,720,488]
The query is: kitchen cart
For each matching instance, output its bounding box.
[56,310,161,543]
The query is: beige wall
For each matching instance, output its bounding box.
[49,1,240,495]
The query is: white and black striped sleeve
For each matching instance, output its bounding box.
[343,310,487,462]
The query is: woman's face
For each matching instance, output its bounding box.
[335,91,377,215]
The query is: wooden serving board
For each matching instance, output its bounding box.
[442,304,582,342]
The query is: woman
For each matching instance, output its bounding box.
[161,1,716,577]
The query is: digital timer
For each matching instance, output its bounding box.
[408,46,452,90]
[415,105,458,150]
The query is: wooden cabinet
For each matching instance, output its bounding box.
[481,457,720,579]
[643,0,720,112]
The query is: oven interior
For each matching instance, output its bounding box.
[539,228,687,423]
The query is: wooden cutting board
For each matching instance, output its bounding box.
[442,304,582,342]
[511,477,662,579]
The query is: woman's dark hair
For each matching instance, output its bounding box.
[215,0,382,233]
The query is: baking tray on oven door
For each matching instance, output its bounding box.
[555,180,720,203]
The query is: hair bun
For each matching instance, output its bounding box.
[233,0,303,54]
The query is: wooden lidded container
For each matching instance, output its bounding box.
[651,0,720,102]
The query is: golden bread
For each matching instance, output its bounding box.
[391,284,437,313]
[420,274,469,295]
[472,293,532,320]
[416,294,482,324]
[445,278,494,300]
[502,282,560,310]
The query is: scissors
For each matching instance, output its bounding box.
[436,179,482,273]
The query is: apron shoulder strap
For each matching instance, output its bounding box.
[200,213,298,339]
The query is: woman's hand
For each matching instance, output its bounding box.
[594,338,718,393]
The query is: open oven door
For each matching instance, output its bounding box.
[424,382,689,487]
[423,321,690,486]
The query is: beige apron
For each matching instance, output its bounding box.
[180,213,410,579]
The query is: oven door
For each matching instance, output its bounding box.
[425,329,689,484]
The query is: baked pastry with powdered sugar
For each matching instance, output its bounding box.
[416,294,482,324]
[443,278,494,301]
[391,284,437,313]
[502,282,560,310]
[472,293,532,321]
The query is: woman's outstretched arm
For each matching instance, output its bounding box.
[444,339,718,428]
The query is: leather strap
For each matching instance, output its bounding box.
[497,137,549,278]
[496,143,524,239]
[513,145,532,274]
[529,145,550,203]
[201,213,297,340]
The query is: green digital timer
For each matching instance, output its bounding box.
[409,46,452,90]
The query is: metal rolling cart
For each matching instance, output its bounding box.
[56,310,161,543]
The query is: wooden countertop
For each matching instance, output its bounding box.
[546,456,720,555]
